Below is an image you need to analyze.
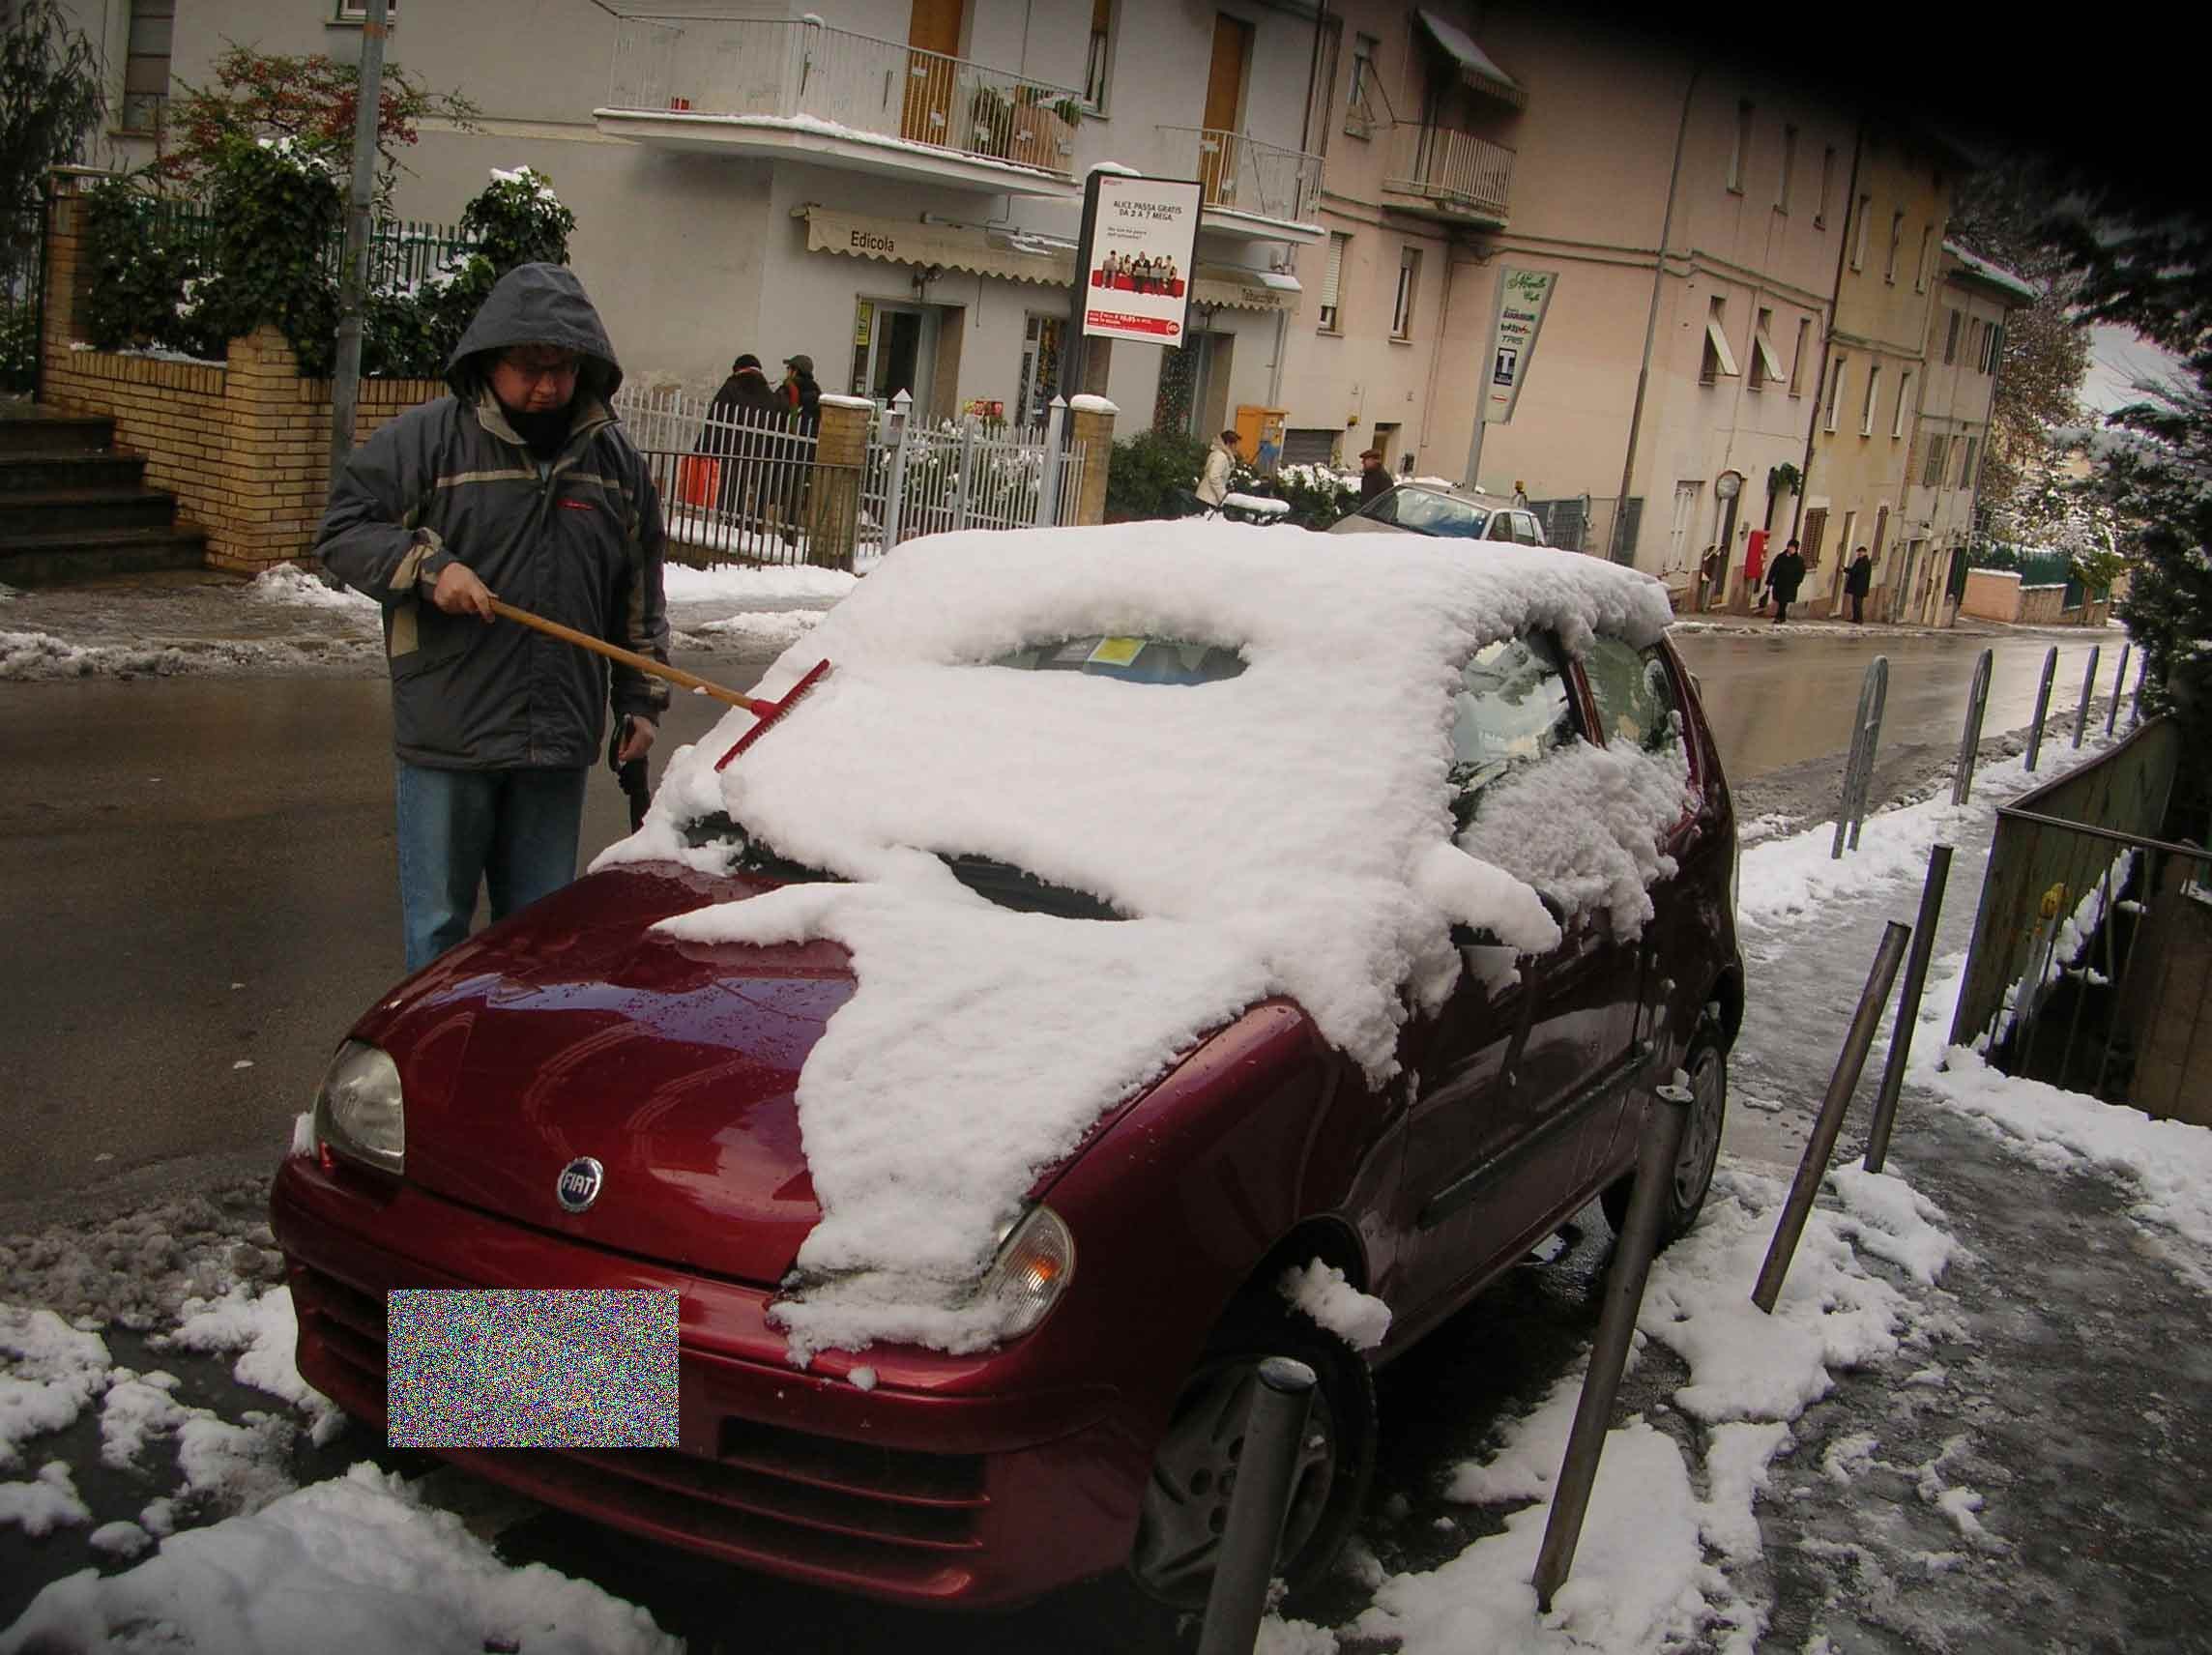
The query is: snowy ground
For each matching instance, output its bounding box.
[3,715,2206,1650]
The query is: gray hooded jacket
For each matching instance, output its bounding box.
[316,263,671,770]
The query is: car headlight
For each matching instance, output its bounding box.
[975,1205,1075,1338]
[313,1040,404,1176]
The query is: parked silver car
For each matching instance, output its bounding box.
[1328,482,1551,546]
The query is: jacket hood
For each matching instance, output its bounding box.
[448,262,623,401]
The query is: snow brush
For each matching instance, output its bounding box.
[487,599,831,769]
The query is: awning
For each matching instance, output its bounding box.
[1413,10,1527,109]
[800,206,1070,286]
[1191,264,1302,312]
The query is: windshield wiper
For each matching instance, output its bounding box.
[939,854,1126,920]
[683,813,840,884]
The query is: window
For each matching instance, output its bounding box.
[1448,634,1579,832]
[1667,480,1703,574]
[1966,317,1983,366]
[1893,369,1913,439]
[1960,435,1979,487]
[1701,296,1739,384]
[1778,125,1797,212]
[1953,438,1973,488]
[1083,0,1114,109]
[1943,308,1961,364]
[1345,35,1380,136]
[1816,145,1835,227]
[1585,638,1686,760]
[1789,316,1812,395]
[335,0,398,16]
[1884,211,1905,283]
[1915,226,1934,293]
[1981,321,2003,373]
[1391,246,1421,339]
[122,0,175,133]
[1729,99,1753,192]
[1860,364,1881,435]
[1922,432,1949,487]
[1824,356,1847,432]
[1750,307,1785,390]
[1317,232,1348,332]
[1512,511,1545,545]
[1306,15,1341,157]
[1850,193,1872,270]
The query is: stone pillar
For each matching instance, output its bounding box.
[1067,394,1118,527]
[218,326,320,573]
[806,393,872,572]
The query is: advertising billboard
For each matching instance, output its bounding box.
[1077,172,1205,344]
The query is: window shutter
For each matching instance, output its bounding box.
[1321,235,1345,309]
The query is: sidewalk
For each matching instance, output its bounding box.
[1668,609,2116,643]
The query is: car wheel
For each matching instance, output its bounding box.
[1127,1304,1378,1611]
[1600,1028,1727,1248]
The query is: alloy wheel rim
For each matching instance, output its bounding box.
[1673,1046,1725,1210]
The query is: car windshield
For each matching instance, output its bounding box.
[1362,487,1490,539]
[682,813,839,883]
[988,634,1247,684]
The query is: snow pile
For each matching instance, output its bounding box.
[660,562,857,602]
[693,610,825,650]
[613,522,1671,1356]
[1280,1260,1392,1350]
[160,1283,345,1445]
[99,1370,191,1468]
[0,1462,683,1655]
[0,1460,90,1537]
[1371,1162,1959,1652]
[247,565,377,611]
[0,1307,110,1466]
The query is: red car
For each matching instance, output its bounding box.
[273,529,1740,1612]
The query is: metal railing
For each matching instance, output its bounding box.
[1949,718,2211,1109]
[1381,123,1515,220]
[1156,127,1323,224]
[606,15,1086,178]
[102,194,480,297]
[1530,494,1643,564]
[861,391,1086,555]
[2,204,44,395]
[614,388,824,567]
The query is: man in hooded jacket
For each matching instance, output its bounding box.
[317,262,672,972]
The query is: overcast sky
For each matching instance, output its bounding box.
[2080,326,2186,418]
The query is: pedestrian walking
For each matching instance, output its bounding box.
[1358,447,1390,503]
[1697,543,1723,612]
[705,352,785,522]
[774,353,823,546]
[1766,537,1807,624]
[316,262,672,973]
[1195,427,1241,510]
[1844,546,1873,624]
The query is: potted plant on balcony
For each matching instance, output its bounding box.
[1007,84,1081,169]
[970,86,1016,160]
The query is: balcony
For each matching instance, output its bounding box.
[1381,123,1514,226]
[1155,127,1325,244]
[597,16,1087,197]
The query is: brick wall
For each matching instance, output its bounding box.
[40,174,445,575]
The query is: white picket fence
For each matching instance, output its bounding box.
[860,390,1088,556]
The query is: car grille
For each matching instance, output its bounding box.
[289,1263,990,1586]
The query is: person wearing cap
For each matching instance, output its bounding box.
[704,352,784,522]
[776,354,823,544]
[316,263,671,971]
[1358,448,1390,503]
[1511,479,1530,508]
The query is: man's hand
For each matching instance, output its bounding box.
[615,715,657,764]
[430,562,497,622]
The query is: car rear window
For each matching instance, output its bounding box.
[1363,487,1490,539]
[988,635,1247,684]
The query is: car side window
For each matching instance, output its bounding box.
[1514,512,1544,545]
[1447,632,1580,828]
[1368,488,1487,538]
[1487,511,1518,540]
[1583,636,1685,758]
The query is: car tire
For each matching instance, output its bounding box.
[1127,1297,1379,1611]
[1600,1025,1727,1249]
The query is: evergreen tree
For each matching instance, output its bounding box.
[0,0,103,221]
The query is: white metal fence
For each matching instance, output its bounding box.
[613,388,823,566]
[605,15,1086,178]
[1382,123,1516,220]
[1156,126,1323,224]
[861,391,1088,555]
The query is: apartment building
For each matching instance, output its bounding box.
[64,0,1324,426]
[1797,129,1957,619]
[1892,243,2038,624]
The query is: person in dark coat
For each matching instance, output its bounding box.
[776,354,823,544]
[1357,448,1390,503]
[1765,537,1807,624]
[1843,546,1874,623]
[316,263,671,971]
[703,353,785,521]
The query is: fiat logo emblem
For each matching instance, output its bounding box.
[555,1157,604,1213]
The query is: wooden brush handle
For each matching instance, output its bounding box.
[488,598,764,712]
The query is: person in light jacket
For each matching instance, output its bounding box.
[1195,427,1242,509]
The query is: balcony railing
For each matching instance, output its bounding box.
[1156,127,1323,226]
[1382,123,1514,221]
[605,16,1086,179]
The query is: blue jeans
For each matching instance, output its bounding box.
[394,763,590,972]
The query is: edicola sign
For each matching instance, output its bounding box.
[1076,171,1204,344]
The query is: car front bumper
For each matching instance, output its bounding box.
[269,1154,1150,1609]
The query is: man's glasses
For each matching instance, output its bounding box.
[501,351,582,385]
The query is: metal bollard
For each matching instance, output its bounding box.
[2106,643,2131,738]
[1831,656,1889,859]
[1953,648,1994,806]
[2023,646,2058,772]
[2073,645,2101,748]
[1197,1358,1318,1655]
[1754,922,1911,1312]
[1530,1077,1695,1611]
[1865,846,1953,1175]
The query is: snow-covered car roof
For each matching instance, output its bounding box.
[604,520,1674,1359]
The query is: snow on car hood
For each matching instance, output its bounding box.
[598,520,1673,1360]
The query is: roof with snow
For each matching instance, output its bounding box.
[1942,241,2040,305]
[603,523,1677,1358]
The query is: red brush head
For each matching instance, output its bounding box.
[713,658,833,771]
